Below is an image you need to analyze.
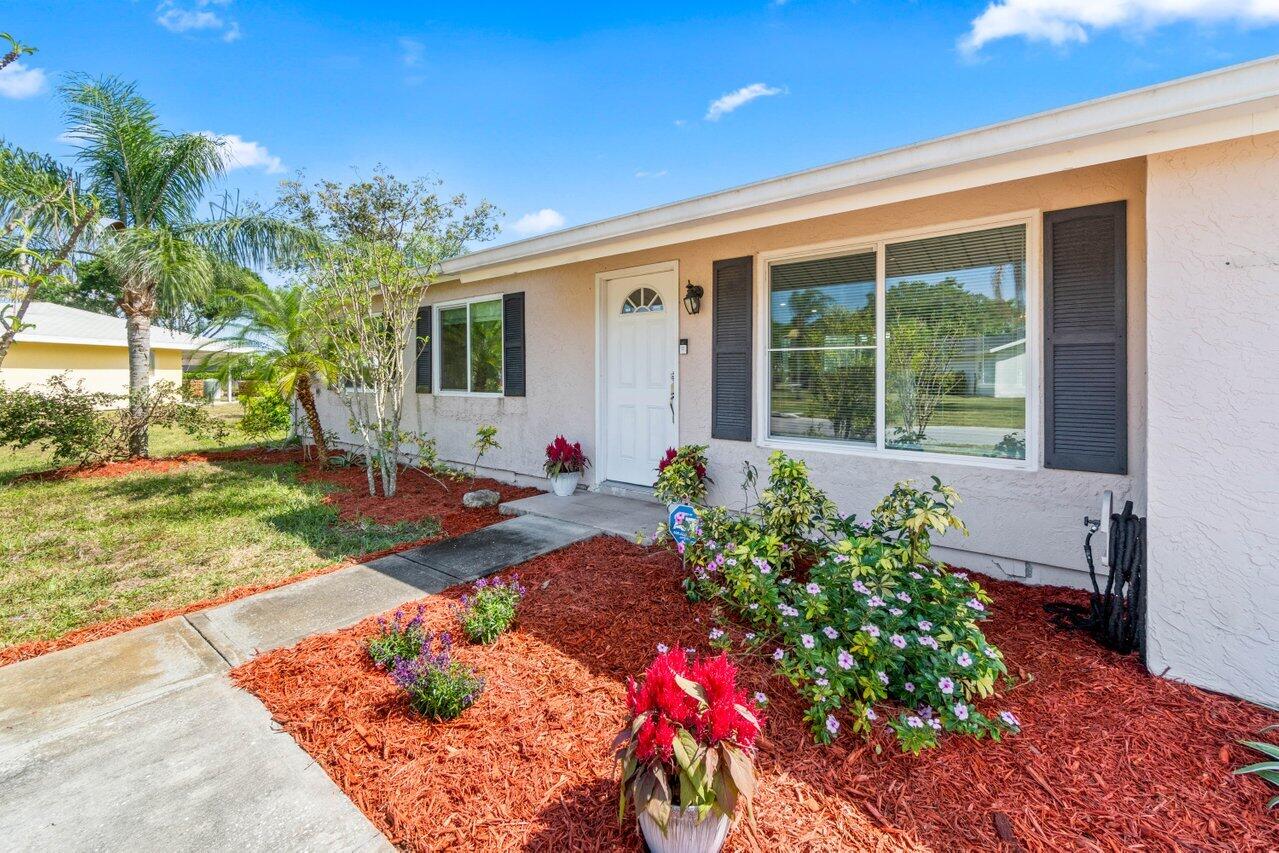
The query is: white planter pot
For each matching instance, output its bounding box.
[638,805,731,853]
[549,471,581,497]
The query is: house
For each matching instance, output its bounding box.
[0,302,213,400]
[317,55,1279,709]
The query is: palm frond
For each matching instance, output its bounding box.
[99,227,215,309]
[60,74,164,227]
[141,132,226,228]
[179,214,323,268]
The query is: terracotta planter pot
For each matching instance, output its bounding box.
[637,805,731,853]
[550,471,581,497]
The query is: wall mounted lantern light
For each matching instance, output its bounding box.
[683,280,704,315]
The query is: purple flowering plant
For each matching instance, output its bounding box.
[389,630,485,720]
[457,574,527,644]
[367,604,429,669]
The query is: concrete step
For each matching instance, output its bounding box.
[501,490,668,544]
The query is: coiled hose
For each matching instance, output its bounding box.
[1044,500,1147,659]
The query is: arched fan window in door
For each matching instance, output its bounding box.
[620,287,664,314]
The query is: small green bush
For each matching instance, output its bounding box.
[457,575,525,644]
[0,375,226,466]
[238,388,291,439]
[653,444,711,505]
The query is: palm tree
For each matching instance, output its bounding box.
[0,33,37,72]
[213,284,337,465]
[60,75,315,456]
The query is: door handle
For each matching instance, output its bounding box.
[669,371,675,423]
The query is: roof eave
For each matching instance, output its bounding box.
[442,53,1279,282]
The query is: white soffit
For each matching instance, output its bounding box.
[444,54,1279,283]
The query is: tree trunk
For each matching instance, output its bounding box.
[124,310,152,458]
[295,375,329,467]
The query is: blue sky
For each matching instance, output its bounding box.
[4,1,1279,246]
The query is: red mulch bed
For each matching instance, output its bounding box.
[231,537,1279,852]
[0,448,537,668]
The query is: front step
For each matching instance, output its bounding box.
[501,490,668,544]
[593,479,663,505]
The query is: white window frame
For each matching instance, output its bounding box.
[433,293,505,397]
[753,211,1041,472]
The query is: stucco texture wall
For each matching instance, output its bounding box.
[0,342,184,398]
[315,160,1148,585]
[1145,133,1279,707]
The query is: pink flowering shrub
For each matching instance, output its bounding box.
[678,462,1018,753]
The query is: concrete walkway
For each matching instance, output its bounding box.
[0,514,597,851]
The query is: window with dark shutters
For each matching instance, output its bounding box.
[414,306,432,393]
[712,256,754,441]
[1043,201,1128,474]
[502,292,526,397]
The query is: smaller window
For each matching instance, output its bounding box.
[621,287,664,314]
[437,297,504,394]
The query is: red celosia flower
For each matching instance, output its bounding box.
[623,648,764,769]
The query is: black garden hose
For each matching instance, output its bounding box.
[1044,501,1147,660]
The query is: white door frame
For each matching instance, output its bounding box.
[594,260,680,487]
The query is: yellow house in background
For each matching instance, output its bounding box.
[1,302,215,400]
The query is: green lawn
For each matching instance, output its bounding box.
[0,405,440,649]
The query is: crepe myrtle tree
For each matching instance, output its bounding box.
[59,75,317,457]
[281,169,499,497]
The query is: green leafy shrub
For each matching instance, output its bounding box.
[389,631,484,720]
[237,388,291,439]
[367,604,427,668]
[653,444,711,505]
[677,459,1015,753]
[0,375,226,466]
[756,450,837,561]
[457,574,526,644]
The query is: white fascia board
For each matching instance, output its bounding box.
[445,55,1279,283]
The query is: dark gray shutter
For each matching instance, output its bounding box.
[503,292,526,397]
[712,256,754,441]
[414,306,432,393]
[1044,201,1127,474]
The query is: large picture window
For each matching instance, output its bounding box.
[437,296,504,394]
[766,222,1028,462]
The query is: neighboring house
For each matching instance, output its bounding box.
[0,302,213,400]
[316,56,1279,708]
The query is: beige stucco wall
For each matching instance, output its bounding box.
[0,341,185,399]
[1145,133,1279,708]
[316,159,1148,586]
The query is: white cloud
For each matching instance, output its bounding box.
[960,0,1279,54]
[509,208,566,237]
[0,62,47,99]
[705,83,786,121]
[199,132,285,173]
[399,37,425,67]
[155,1,242,41]
[635,169,668,179]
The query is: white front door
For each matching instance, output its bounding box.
[603,269,678,487]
